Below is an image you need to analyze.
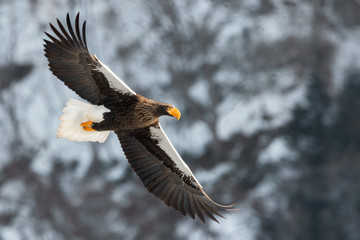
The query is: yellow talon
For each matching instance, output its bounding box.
[81,121,95,131]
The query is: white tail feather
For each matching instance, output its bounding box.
[57,99,111,143]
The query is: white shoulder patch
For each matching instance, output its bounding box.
[149,124,200,185]
[96,58,136,95]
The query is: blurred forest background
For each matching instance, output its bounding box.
[1,0,360,239]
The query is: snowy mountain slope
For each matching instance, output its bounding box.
[1,0,360,239]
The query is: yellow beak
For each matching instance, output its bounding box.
[167,107,181,120]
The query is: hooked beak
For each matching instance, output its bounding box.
[167,106,181,120]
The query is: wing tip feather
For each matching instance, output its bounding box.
[116,129,239,224]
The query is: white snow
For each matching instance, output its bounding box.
[330,30,360,92]
[216,81,305,140]
[188,80,211,106]
[111,182,138,206]
[255,1,313,43]
[210,207,259,240]
[30,150,54,176]
[0,180,26,201]
[250,166,299,215]
[176,202,258,240]
[53,140,94,178]
[259,137,296,164]
[251,179,282,214]
[163,120,213,156]
[1,227,22,240]
[195,162,234,190]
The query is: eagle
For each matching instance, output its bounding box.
[43,13,236,223]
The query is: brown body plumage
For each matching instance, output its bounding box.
[93,95,176,131]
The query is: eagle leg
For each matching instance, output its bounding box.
[81,121,95,131]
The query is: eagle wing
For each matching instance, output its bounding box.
[43,13,135,107]
[116,123,235,223]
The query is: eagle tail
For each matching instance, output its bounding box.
[57,98,111,143]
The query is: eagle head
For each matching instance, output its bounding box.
[158,104,181,120]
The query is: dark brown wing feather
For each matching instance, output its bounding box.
[116,125,236,223]
[43,13,127,106]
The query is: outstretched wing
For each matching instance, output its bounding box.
[43,13,135,107]
[116,123,236,223]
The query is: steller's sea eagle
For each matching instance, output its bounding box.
[43,13,237,223]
